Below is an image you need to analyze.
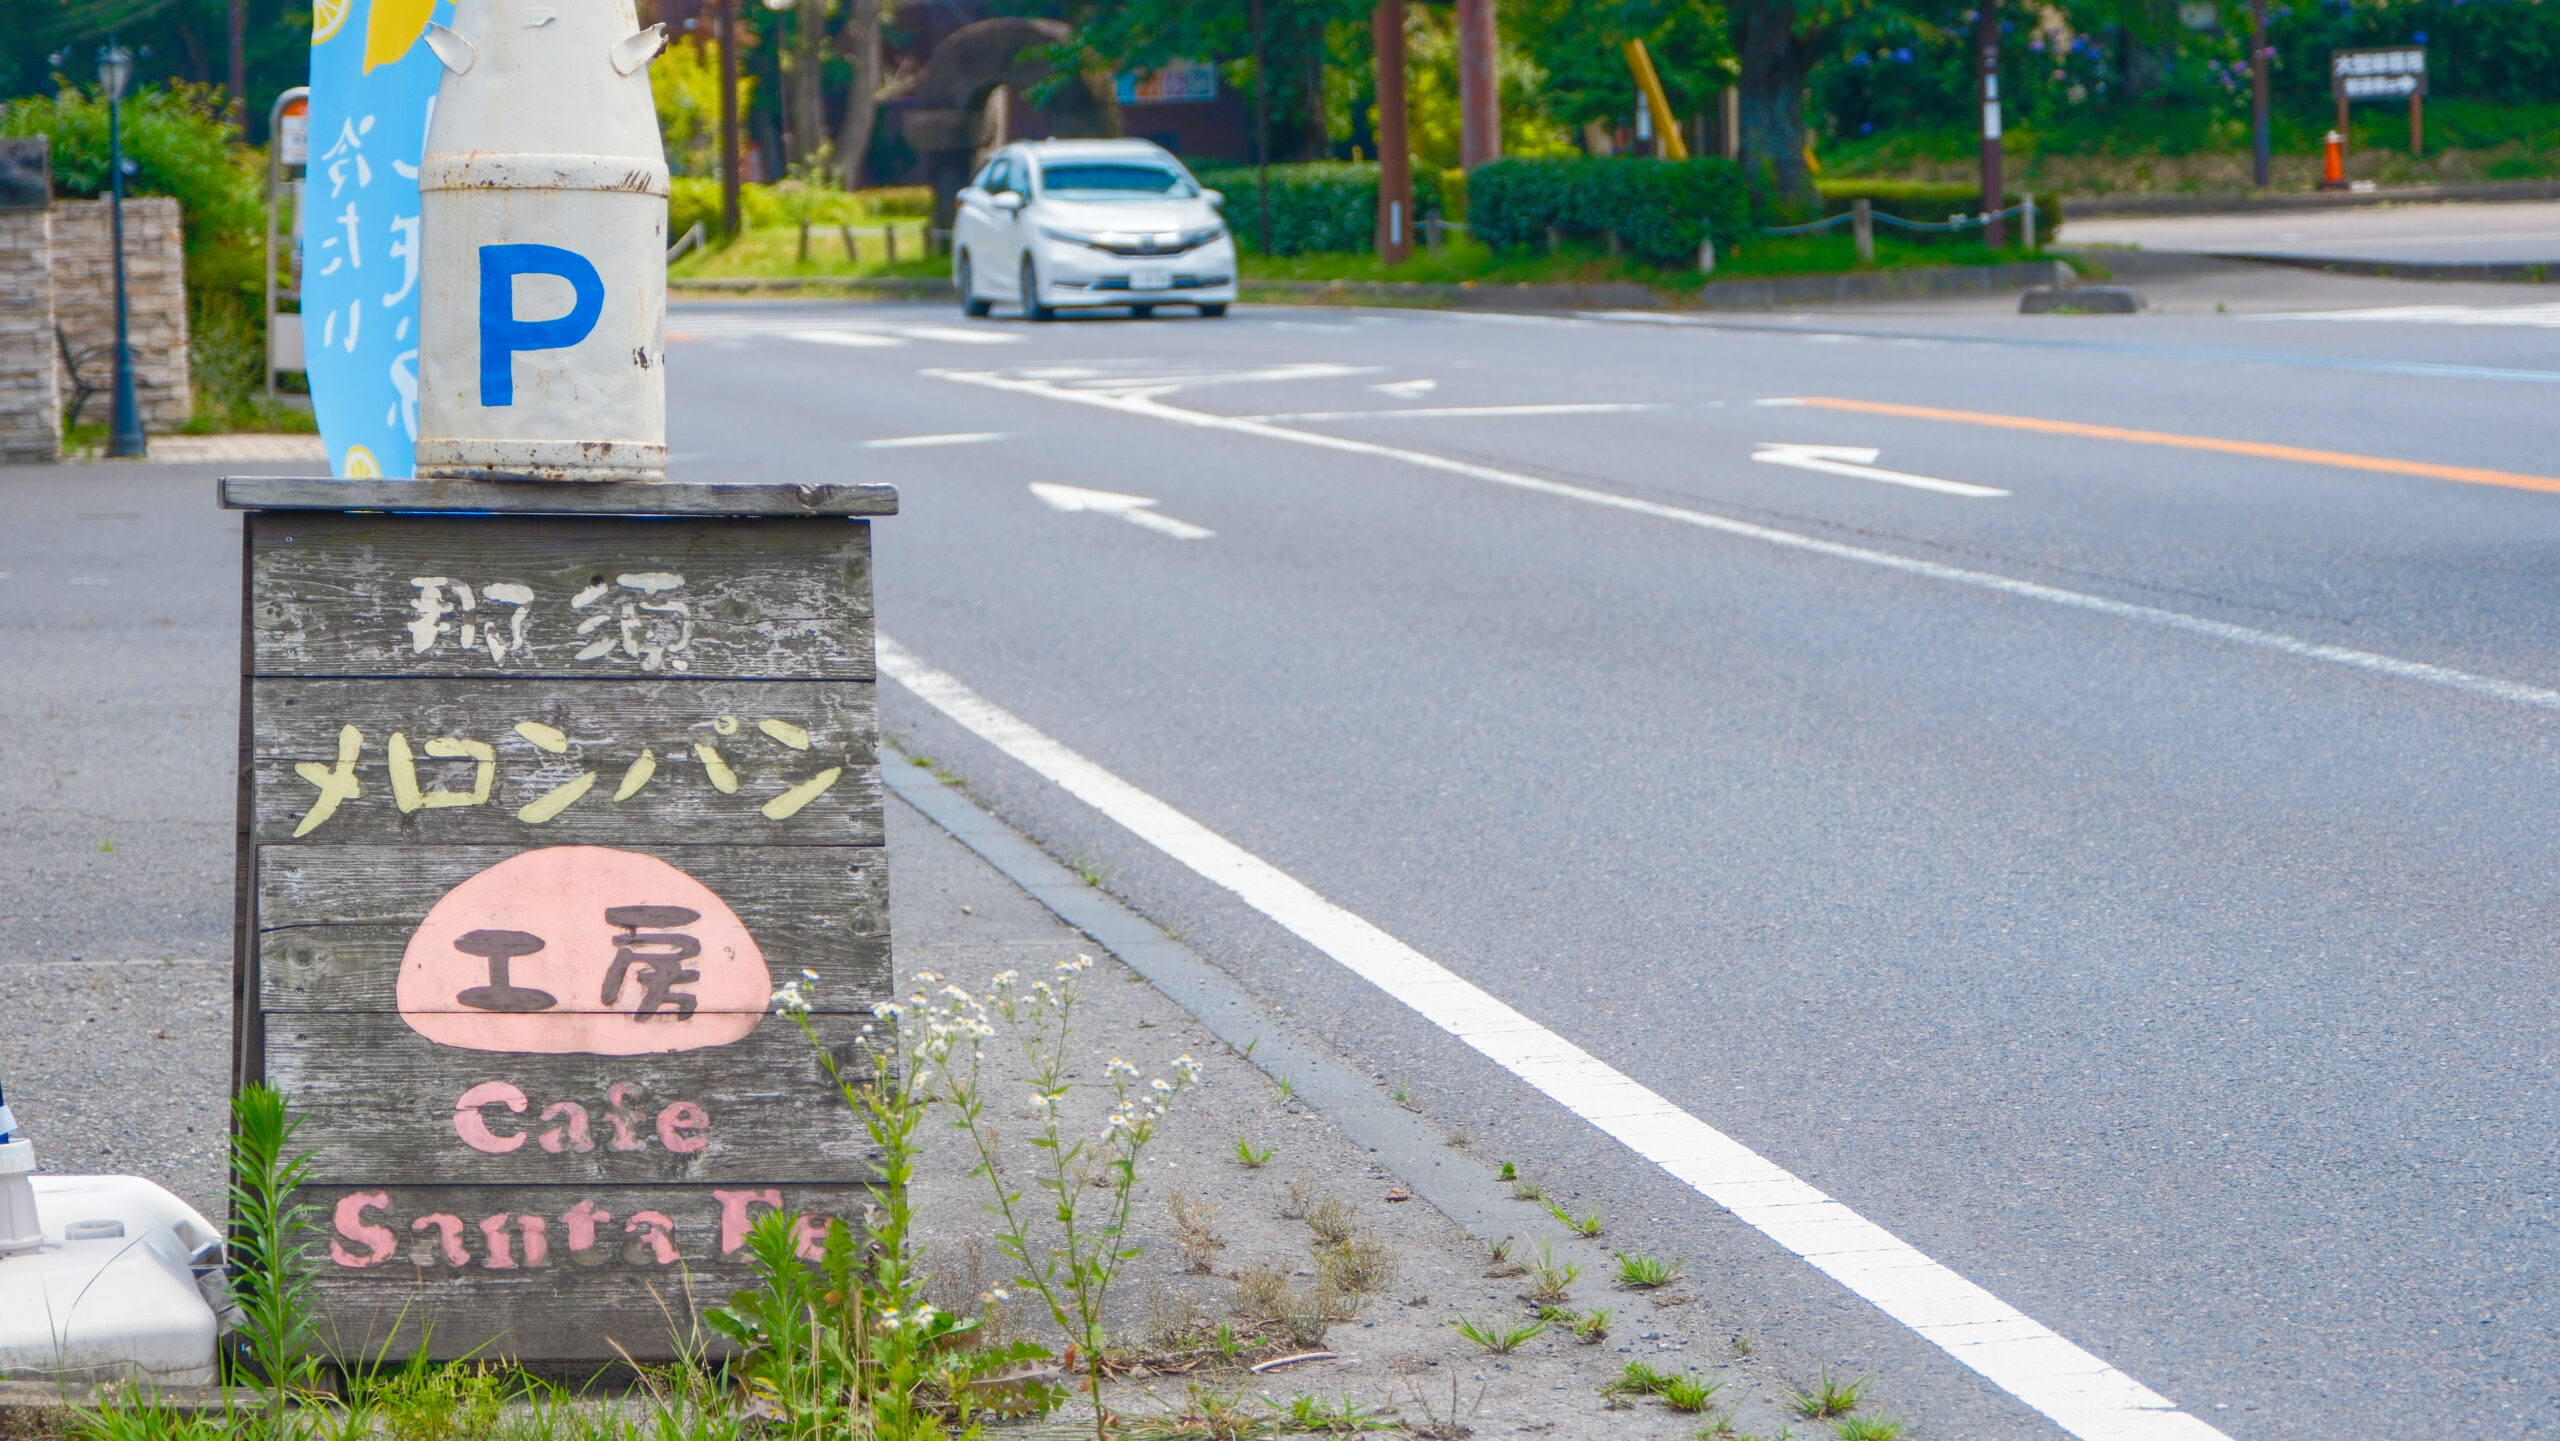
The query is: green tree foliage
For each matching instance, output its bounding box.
[1508,0,1735,134]
[0,0,313,144]
[0,80,263,295]
[1069,0,1370,161]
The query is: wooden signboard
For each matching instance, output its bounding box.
[224,478,897,1362]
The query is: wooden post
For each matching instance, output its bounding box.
[223,475,897,1363]
[1374,0,1412,263]
[1851,197,1874,265]
[2411,90,2423,156]
[1455,0,1500,170]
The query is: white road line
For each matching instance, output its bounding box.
[864,432,1006,449]
[896,326,1025,345]
[934,368,2560,715]
[786,329,906,348]
[2248,302,2560,328]
[876,635,2226,1441]
[1752,443,2010,498]
[1241,403,1663,422]
[1028,481,1215,539]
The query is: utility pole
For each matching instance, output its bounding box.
[1977,0,2005,248]
[1252,0,1271,257]
[1455,0,1499,169]
[1373,0,1410,262]
[2250,0,2271,187]
[718,0,743,236]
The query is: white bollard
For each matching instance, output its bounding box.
[414,0,670,482]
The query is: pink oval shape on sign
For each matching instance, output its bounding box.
[399,846,770,1055]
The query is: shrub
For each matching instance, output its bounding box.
[1468,156,1749,263]
[1191,161,1446,256]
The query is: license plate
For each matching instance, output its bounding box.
[1131,264,1173,291]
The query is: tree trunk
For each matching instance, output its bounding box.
[835,0,882,189]
[1301,47,1328,160]
[1455,0,1500,169]
[788,0,830,171]
[1735,0,1817,215]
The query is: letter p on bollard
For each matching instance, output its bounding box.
[478,244,605,408]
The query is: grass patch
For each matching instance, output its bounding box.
[668,221,947,283]
[1242,231,2038,293]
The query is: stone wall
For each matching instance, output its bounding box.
[51,196,191,432]
[0,137,57,464]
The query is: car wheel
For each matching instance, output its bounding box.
[1021,258,1055,322]
[1198,303,1229,318]
[1130,304,1155,319]
[957,254,992,318]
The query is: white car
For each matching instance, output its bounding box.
[952,139,1237,320]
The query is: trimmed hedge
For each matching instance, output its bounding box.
[1191,162,1446,256]
[1468,157,1750,263]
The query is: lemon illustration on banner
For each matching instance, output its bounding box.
[340,444,383,477]
[362,0,438,72]
[313,0,353,43]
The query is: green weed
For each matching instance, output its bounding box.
[1616,1252,1683,1288]
[1449,1315,1546,1354]
[1788,1366,1871,1420]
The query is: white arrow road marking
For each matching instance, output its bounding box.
[1372,378,1438,397]
[785,329,905,348]
[864,432,1006,449]
[1752,443,2010,498]
[876,634,2229,1441]
[1028,482,1215,539]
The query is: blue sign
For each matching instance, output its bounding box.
[477,244,604,406]
[305,0,448,477]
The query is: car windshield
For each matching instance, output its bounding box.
[1039,162,1198,198]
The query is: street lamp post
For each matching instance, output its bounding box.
[99,38,146,459]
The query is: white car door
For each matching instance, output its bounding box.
[985,153,1031,296]
[954,157,1000,296]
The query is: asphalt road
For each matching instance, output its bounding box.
[2060,198,2560,264]
[662,284,2560,1441]
[4,270,2555,1437]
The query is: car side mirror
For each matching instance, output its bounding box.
[1201,188,1224,207]
[993,192,1026,212]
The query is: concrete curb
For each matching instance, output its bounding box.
[2059,177,2560,218]
[1680,258,2076,309]
[877,746,1609,1276]
[2205,251,2553,284]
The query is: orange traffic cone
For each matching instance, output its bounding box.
[2320,130,2348,190]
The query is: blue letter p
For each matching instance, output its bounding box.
[478,243,605,407]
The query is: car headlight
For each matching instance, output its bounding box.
[1176,225,1228,250]
[1039,226,1108,249]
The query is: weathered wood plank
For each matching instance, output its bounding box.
[302,1183,878,1360]
[268,1014,880,1185]
[259,845,888,1012]
[248,513,874,679]
[226,477,898,518]
[248,678,880,845]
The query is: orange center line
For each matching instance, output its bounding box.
[1790,396,2560,498]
